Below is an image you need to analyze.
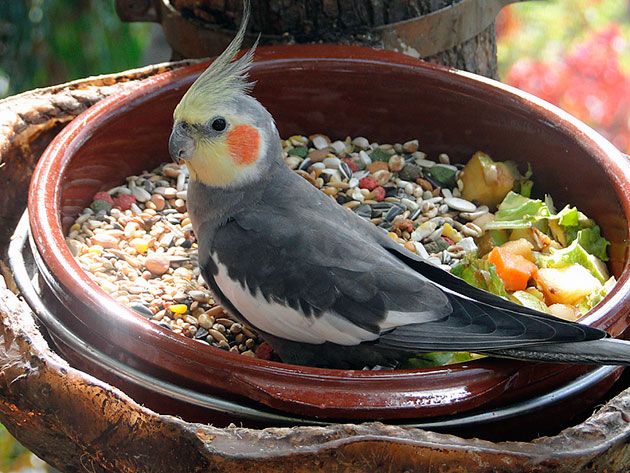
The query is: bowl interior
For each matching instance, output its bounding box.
[30,45,630,421]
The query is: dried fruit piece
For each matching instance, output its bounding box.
[359,177,378,191]
[93,191,114,205]
[460,152,515,209]
[113,194,137,211]
[343,158,358,173]
[372,186,386,202]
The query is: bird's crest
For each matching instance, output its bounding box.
[174,0,257,123]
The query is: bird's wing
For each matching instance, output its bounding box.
[204,202,452,345]
[202,188,605,351]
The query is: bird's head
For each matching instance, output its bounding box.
[169,1,277,188]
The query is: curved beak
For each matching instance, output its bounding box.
[169,122,194,164]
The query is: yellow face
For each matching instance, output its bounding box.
[170,112,262,188]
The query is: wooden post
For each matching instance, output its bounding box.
[118,0,509,78]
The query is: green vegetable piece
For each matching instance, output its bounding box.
[451,257,509,298]
[485,193,550,230]
[497,192,550,221]
[400,352,476,369]
[556,205,578,227]
[575,226,610,262]
[429,164,457,187]
[485,193,611,264]
[288,147,308,158]
[537,239,609,282]
[90,199,112,213]
[510,291,550,313]
[490,230,509,246]
[369,147,394,162]
[508,161,534,198]
[519,179,534,198]
[544,194,556,214]
[578,277,616,313]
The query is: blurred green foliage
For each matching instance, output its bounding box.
[0,0,152,98]
[0,424,41,472]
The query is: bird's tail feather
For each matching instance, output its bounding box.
[487,338,630,365]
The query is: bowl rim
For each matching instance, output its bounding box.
[28,44,630,418]
[9,210,625,426]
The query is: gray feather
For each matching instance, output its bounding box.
[489,338,630,365]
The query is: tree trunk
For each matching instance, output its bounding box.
[169,0,498,78]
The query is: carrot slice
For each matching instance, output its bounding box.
[487,246,538,292]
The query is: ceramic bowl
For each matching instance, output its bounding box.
[28,45,630,429]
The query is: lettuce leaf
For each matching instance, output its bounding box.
[483,193,611,262]
[575,226,609,261]
[578,276,616,313]
[400,352,478,369]
[507,161,534,198]
[451,257,509,298]
[510,290,550,313]
[485,192,552,230]
[537,239,609,282]
[556,205,579,226]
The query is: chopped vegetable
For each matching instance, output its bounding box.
[579,277,616,313]
[477,229,509,256]
[534,264,602,306]
[575,226,610,261]
[537,239,609,282]
[509,227,553,252]
[399,352,480,369]
[485,192,551,230]
[548,304,579,321]
[445,153,615,329]
[556,205,580,226]
[460,152,515,208]
[499,238,535,262]
[487,246,538,292]
[510,290,550,313]
[507,161,534,198]
[451,256,509,298]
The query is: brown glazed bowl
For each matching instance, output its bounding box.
[28,45,630,431]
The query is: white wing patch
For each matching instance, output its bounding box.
[211,255,436,345]
[212,257,378,345]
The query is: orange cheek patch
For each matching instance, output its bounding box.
[226,125,260,166]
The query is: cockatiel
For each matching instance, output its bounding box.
[168,2,630,369]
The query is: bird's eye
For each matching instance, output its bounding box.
[211,117,227,132]
[180,121,190,131]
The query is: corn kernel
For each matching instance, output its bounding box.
[387,232,399,242]
[169,304,187,314]
[131,238,149,253]
[442,223,462,243]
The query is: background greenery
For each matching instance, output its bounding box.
[0,0,628,471]
[0,0,151,98]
